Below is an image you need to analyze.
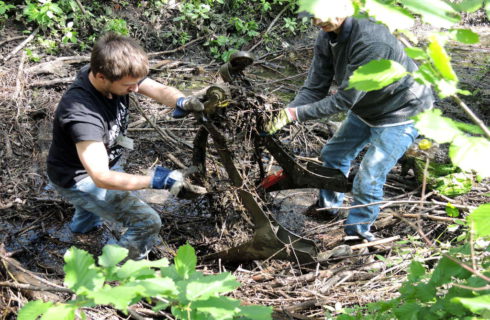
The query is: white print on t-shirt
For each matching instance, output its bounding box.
[108,101,129,163]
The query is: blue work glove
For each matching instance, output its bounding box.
[151,166,207,198]
[263,108,297,135]
[172,96,205,119]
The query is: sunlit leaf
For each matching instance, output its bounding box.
[450,0,484,13]
[297,0,355,21]
[427,34,458,81]
[446,203,460,217]
[449,135,490,177]
[435,79,458,98]
[449,29,480,44]
[192,296,241,320]
[64,247,104,294]
[405,47,428,60]
[400,0,460,28]
[467,204,490,238]
[453,121,489,135]
[364,0,414,31]
[117,258,168,280]
[348,59,408,91]
[174,243,196,280]
[186,272,240,301]
[128,277,179,298]
[40,304,77,320]
[453,295,490,313]
[239,305,274,320]
[413,63,438,86]
[18,301,53,320]
[413,109,462,144]
[88,285,140,312]
[98,245,128,268]
[486,1,490,20]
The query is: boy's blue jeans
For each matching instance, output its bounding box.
[50,168,161,260]
[319,112,418,238]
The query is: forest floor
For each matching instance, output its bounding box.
[1,8,490,320]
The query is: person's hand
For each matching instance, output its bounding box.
[264,108,297,135]
[172,96,205,118]
[151,166,207,198]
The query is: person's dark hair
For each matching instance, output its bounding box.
[90,32,149,82]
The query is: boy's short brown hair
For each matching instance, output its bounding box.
[90,33,149,82]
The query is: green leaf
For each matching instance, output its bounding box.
[88,285,140,312]
[40,303,77,320]
[467,204,490,238]
[18,301,53,320]
[192,296,240,320]
[449,135,490,177]
[239,305,273,320]
[454,121,489,135]
[63,247,104,294]
[174,243,197,280]
[453,295,490,314]
[393,302,421,320]
[128,277,179,298]
[117,258,168,279]
[413,109,462,144]
[486,0,490,19]
[363,0,414,31]
[186,272,240,301]
[427,34,458,81]
[405,47,428,60]
[348,59,408,91]
[450,0,484,13]
[446,203,460,217]
[297,0,355,21]
[408,261,426,282]
[430,256,472,286]
[449,29,480,44]
[98,245,128,268]
[400,0,460,28]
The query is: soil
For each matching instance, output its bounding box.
[0,8,489,320]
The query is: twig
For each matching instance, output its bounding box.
[130,95,192,150]
[28,77,75,88]
[0,281,72,294]
[249,4,292,52]
[349,236,400,250]
[452,95,490,139]
[73,0,87,15]
[148,36,206,58]
[2,27,39,63]
[0,36,28,47]
[318,199,475,211]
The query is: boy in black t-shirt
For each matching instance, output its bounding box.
[47,33,204,260]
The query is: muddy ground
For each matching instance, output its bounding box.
[1,11,490,320]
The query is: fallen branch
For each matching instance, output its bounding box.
[2,27,39,63]
[349,235,400,250]
[319,199,476,212]
[148,36,206,58]
[28,77,75,88]
[0,36,28,48]
[0,281,72,294]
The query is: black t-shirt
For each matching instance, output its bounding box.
[47,65,129,188]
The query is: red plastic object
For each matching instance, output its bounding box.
[260,170,287,189]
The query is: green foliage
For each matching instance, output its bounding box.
[334,206,490,319]
[0,0,15,22]
[348,59,408,91]
[18,244,272,320]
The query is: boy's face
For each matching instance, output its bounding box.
[312,16,346,33]
[106,75,143,96]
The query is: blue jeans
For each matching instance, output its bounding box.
[50,170,161,260]
[319,112,418,238]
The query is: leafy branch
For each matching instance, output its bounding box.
[18,244,273,320]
